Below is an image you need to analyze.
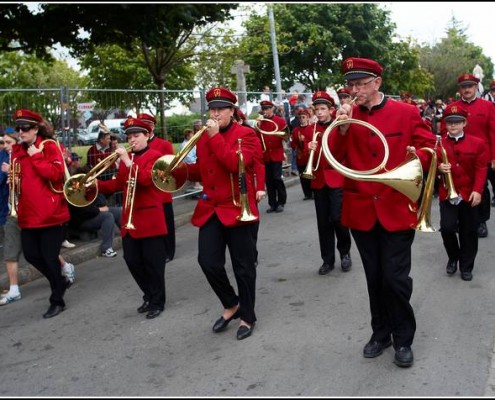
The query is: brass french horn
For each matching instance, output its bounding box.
[254,117,288,152]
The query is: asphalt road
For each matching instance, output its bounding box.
[2,181,495,397]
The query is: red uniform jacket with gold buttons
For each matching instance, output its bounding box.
[186,122,260,228]
[290,123,313,167]
[98,147,166,239]
[310,121,345,190]
[12,136,70,229]
[330,98,436,232]
[257,115,287,162]
[438,134,488,202]
[148,134,174,204]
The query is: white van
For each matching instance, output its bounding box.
[87,118,126,134]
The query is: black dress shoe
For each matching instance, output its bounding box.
[236,323,255,340]
[394,346,414,367]
[461,271,473,281]
[266,207,276,213]
[274,205,284,213]
[212,309,240,333]
[446,260,458,275]
[341,254,352,272]
[478,222,488,238]
[146,309,162,319]
[43,304,65,319]
[318,263,334,275]
[137,301,150,314]
[363,338,392,358]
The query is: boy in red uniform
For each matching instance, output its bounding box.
[437,104,487,281]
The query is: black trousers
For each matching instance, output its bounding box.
[480,167,491,223]
[123,233,168,311]
[351,223,416,348]
[198,214,257,324]
[440,200,479,273]
[265,161,287,209]
[163,202,175,261]
[21,225,66,307]
[313,186,351,266]
[297,164,313,198]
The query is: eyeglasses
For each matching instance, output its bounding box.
[15,125,35,133]
[345,77,377,90]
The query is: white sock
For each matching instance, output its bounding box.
[9,285,20,296]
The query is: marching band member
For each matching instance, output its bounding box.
[290,108,314,200]
[136,112,176,262]
[97,117,168,320]
[11,109,70,318]
[256,99,288,213]
[184,87,261,340]
[331,57,436,368]
[308,91,352,275]
[438,104,488,281]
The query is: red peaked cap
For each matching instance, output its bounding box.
[137,113,156,125]
[342,57,384,81]
[312,90,335,107]
[260,100,275,107]
[14,109,43,125]
[457,73,480,86]
[206,87,237,109]
[337,87,352,96]
[443,104,468,122]
[124,117,152,134]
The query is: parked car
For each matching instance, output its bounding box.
[76,130,99,146]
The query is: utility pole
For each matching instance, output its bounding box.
[268,3,282,102]
[231,60,250,113]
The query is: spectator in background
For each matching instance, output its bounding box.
[180,128,202,198]
[0,135,9,239]
[483,80,495,104]
[86,127,115,181]
[260,85,272,102]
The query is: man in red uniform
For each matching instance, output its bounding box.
[98,117,168,320]
[256,100,288,213]
[437,104,488,281]
[331,57,436,368]
[136,112,176,262]
[11,109,71,318]
[440,73,495,238]
[184,87,261,340]
[290,108,313,200]
[308,90,352,275]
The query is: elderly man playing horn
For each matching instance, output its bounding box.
[330,57,437,368]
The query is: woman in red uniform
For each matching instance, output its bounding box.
[185,87,260,340]
[290,108,314,200]
[97,117,168,320]
[11,109,70,318]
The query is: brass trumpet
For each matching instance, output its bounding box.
[152,126,207,192]
[436,135,462,205]
[414,147,438,232]
[230,138,257,222]
[64,152,120,207]
[301,122,320,180]
[123,153,137,230]
[8,158,20,217]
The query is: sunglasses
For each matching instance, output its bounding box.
[15,125,35,133]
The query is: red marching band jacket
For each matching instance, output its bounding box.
[12,136,70,229]
[186,122,261,228]
[437,134,488,202]
[98,147,167,239]
[329,99,437,232]
[309,121,345,190]
[257,114,287,163]
[290,123,312,168]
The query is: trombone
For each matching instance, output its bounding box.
[152,126,207,192]
[63,152,120,207]
[230,138,257,222]
[123,153,138,230]
[39,138,71,194]
[254,117,288,152]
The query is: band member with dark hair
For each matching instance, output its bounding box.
[97,117,168,320]
[331,57,436,368]
[184,87,261,340]
[11,109,70,318]
[290,108,314,200]
[438,104,488,281]
[308,90,352,275]
[256,100,288,213]
[136,112,176,262]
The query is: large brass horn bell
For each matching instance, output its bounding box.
[320,118,424,203]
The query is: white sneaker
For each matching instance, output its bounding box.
[0,292,21,306]
[102,248,117,258]
[62,240,76,249]
[62,262,76,283]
